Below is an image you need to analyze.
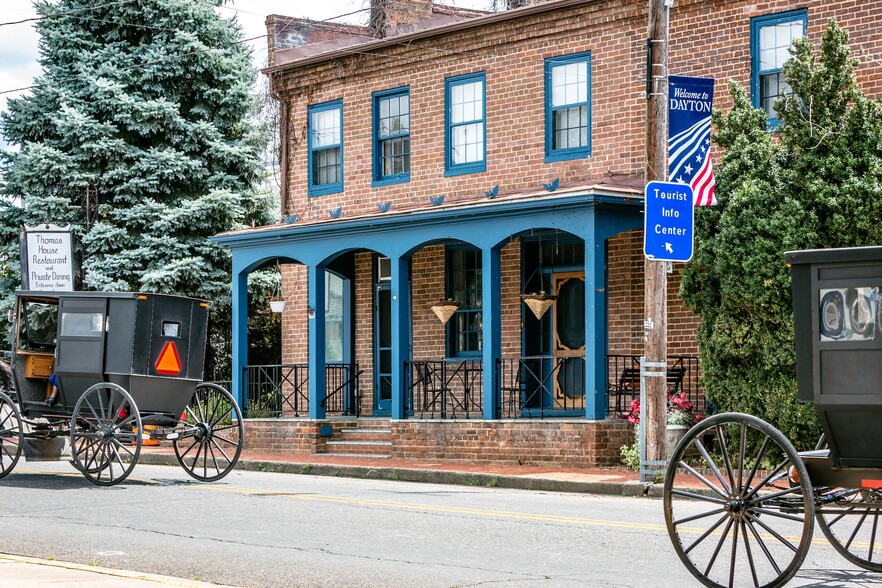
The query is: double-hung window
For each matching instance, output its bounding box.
[447,248,482,356]
[308,99,343,196]
[445,72,486,176]
[373,87,410,186]
[751,10,807,127]
[545,52,591,161]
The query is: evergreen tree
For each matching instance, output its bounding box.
[0,0,264,312]
[681,21,882,448]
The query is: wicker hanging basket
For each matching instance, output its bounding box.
[521,292,557,320]
[430,300,461,325]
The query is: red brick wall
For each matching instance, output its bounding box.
[242,419,632,467]
[392,420,631,467]
[274,0,882,224]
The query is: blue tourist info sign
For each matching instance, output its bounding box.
[643,181,694,263]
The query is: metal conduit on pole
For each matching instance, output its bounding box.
[641,0,671,482]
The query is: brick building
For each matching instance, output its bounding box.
[213,0,882,466]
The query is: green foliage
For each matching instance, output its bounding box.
[620,426,640,471]
[681,20,882,449]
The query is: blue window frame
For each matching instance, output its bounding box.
[545,52,591,162]
[444,72,486,176]
[750,10,807,128]
[372,87,410,186]
[308,99,343,196]
[447,248,482,356]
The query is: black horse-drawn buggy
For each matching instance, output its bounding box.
[0,291,243,486]
[664,246,882,587]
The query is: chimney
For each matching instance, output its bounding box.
[370,0,434,38]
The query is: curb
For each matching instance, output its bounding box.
[136,452,660,497]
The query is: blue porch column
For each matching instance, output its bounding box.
[584,227,608,420]
[390,255,411,420]
[307,264,327,420]
[481,246,501,419]
[231,268,248,414]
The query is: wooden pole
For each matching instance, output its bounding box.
[644,0,669,470]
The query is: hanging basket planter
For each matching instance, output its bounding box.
[429,299,461,325]
[521,292,557,320]
[269,299,287,313]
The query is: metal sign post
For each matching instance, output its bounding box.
[639,356,668,483]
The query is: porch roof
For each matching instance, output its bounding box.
[213,178,643,250]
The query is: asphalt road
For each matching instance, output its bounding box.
[0,460,878,588]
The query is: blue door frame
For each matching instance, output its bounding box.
[374,279,392,415]
[213,190,642,421]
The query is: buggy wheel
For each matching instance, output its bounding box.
[817,489,882,572]
[663,413,813,588]
[174,383,243,482]
[0,390,23,479]
[70,383,142,486]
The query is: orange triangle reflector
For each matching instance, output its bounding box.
[156,341,182,375]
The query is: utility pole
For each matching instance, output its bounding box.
[644,0,670,475]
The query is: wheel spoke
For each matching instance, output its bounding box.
[715,424,738,494]
[676,461,731,500]
[703,516,734,578]
[845,511,869,550]
[744,458,790,501]
[670,488,727,505]
[740,520,760,588]
[695,433,732,496]
[178,437,200,461]
[728,516,740,588]
[745,516,782,576]
[746,512,799,553]
[749,506,806,523]
[742,436,770,493]
[209,438,233,465]
[682,512,729,555]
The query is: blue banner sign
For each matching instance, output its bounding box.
[668,75,716,206]
[643,181,694,263]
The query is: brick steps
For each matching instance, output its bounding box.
[323,421,393,459]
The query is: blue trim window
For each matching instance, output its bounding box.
[545,52,591,162]
[751,10,807,127]
[308,100,343,196]
[373,87,410,186]
[447,248,482,356]
[445,72,486,176]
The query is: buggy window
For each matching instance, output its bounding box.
[162,321,180,338]
[60,312,104,337]
[18,301,58,351]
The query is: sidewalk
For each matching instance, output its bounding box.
[0,554,238,588]
[137,446,656,497]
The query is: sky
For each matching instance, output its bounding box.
[0,0,490,149]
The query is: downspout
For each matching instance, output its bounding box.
[268,70,289,219]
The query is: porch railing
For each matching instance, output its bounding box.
[242,363,361,418]
[606,354,702,417]
[496,356,586,419]
[406,359,483,419]
[322,363,363,416]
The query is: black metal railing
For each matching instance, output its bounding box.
[496,355,586,418]
[606,354,703,417]
[242,363,361,418]
[243,364,308,418]
[406,358,483,419]
[321,363,363,416]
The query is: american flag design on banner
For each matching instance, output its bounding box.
[668,76,716,206]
